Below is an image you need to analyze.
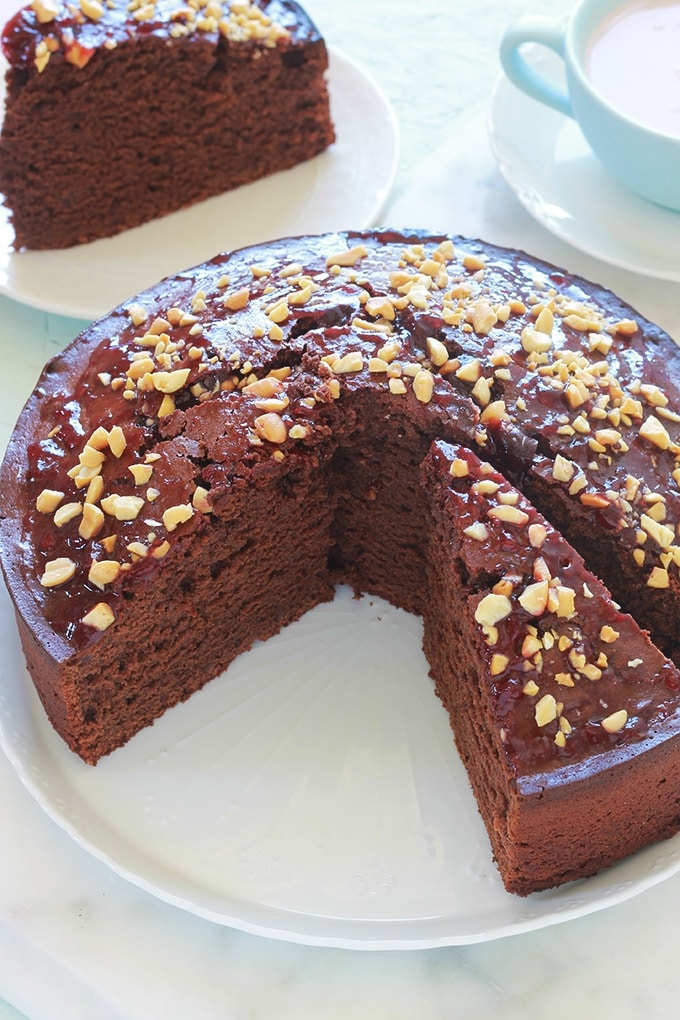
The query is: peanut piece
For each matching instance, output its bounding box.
[40,557,76,588]
[81,603,115,631]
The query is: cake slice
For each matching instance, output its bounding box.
[0,0,335,249]
[422,440,680,895]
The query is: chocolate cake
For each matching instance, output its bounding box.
[0,0,335,250]
[3,227,680,896]
[422,440,680,895]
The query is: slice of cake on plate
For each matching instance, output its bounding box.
[0,0,335,248]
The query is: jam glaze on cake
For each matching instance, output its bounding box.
[422,440,680,894]
[4,228,680,894]
[0,0,335,249]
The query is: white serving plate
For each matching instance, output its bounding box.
[2,581,680,950]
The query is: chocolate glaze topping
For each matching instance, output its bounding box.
[2,0,308,72]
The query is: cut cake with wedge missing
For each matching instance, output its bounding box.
[3,228,680,895]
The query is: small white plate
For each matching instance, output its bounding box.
[0,47,399,321]
[489,49,680,282]
[2,581,680,950]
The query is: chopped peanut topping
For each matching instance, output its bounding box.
[647,566,670,589]
[153,368,191,394]
[254,412,288,444]
[601,709,627,734]
[129,464,154,486]
[224,287,250,311]
[162,504,194,532]
[325,245,368,268]
[80,0,105,22]
[40,557,76,588]
[81,603,115,631]
[528,523,547,549]
[450,458,470,478]
[53,501,83,528]
[599,625,620,643]
[108,426,127,458]
[639,415,671,450]
[413,369,434,404]
[88,560,121,589]
[36,489,64,513]
[490,654,509,676]
[487,505,529,527]
[475,593,512,627]
[519,580,550,616]
[31,0,58,23]
[79,503,105,540]
[100,495,142,521]
[535,694,557,727]
[192,486,213,513]
[333,352,364,374]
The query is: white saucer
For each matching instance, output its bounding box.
[2,580,680,950]
[489,50,680,282]
[0,48,399,322]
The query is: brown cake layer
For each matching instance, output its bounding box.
[3,228,680,895]
[422,440,680,894]
[0,0,334,249]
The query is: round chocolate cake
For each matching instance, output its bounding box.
[3,228,680,896]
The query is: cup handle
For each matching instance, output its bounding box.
[499,17,573,118]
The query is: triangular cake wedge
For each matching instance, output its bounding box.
[422,440,680,895]
[0,0,334,249]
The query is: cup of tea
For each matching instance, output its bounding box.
[499,0,680,212]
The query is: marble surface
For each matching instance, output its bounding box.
[2,0,680,1016]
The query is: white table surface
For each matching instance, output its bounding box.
[3,0,680,1017]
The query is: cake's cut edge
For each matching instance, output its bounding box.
[421,439,680,894]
